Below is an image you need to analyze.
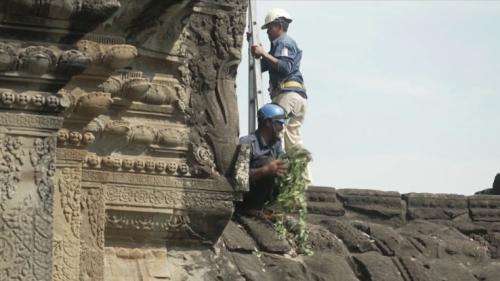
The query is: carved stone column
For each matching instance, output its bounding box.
[0,114,62,280]
[53,163,82,281]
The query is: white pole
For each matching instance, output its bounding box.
[247,0,263,133]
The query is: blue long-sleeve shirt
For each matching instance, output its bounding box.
[261,34,307,98]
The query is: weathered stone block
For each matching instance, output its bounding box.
[261,254,310,281]
[404,193,468,220]
[469,195,500,222]
[401,220,489,264]
[230,252,270,281]
[222,220,257,252]
[337,189,404,221]
[237,215,291,254]
[360,222,420,257]
[394,256,433,281]
[303,253,359,281]
[428,259,477,281]
[104,247,170,281]
[472,262,500,281]
[353,252,404,281]
[307,224,350,255]
[306,186,345,216]
[320,218,379,253]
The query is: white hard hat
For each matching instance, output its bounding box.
[261,8,293,30]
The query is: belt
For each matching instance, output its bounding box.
[271,81,306,99]
[280,81,305,89]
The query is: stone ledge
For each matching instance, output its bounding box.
[403,193,468,220]
[308,187,500,226]
[337,188,404,220]
[306,186,338,202]
[469,195,500,222]
[306,186,345,216]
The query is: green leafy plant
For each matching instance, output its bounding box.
[269,146,313,255]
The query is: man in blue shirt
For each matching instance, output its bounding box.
[237,103,288,212]
[251,8,308,155]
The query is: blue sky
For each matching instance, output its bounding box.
[236,1,500,195]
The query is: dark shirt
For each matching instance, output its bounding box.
[238,130,284,210]
[261,34,307,98]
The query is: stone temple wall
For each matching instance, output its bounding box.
[0,1,248,280]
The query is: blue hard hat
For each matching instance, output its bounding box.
[257,103,287,124]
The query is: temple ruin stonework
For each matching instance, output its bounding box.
[0,1,248,280]
[1,1,500,281]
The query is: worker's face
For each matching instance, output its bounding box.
[267,23,283,41]
[269,119,285,141]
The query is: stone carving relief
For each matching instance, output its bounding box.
[181,2,247,175]
[0,42,17,72]
[104,247,170,281]
[0,135,55,281]
[58,168,82,237]
[57,129,96,147]
[53,167,82,281]
[106,211,190,233]
[232,143,250,193]
[84,153,192,176]
[58,49,93,76]
[0,113,63,129]
[105,185,234,211]
[0,89,70,113]
[0,42,91,77]
[61,88,113,119]
[191,142,218,176]
[157,127,190,148]
[80,186,105,281]
[76,40,137,70]
[2,0,121,27]
[98,72,188,108]
[0,135,24,210]
[18,46,58,75]
[81,116,191,153]
[30,137,57,213]
[1,195,53,281]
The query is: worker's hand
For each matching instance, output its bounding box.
[251,44,265,58]
[265,160,288,177]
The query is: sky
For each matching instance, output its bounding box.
[236,1,500,195]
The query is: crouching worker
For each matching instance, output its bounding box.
[236,103,288,216]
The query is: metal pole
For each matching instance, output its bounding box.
[247,0,263,133]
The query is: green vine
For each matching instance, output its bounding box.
[269,146,313,255]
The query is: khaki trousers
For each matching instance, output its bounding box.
[272,92,312,182]
[272,92,307,150]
